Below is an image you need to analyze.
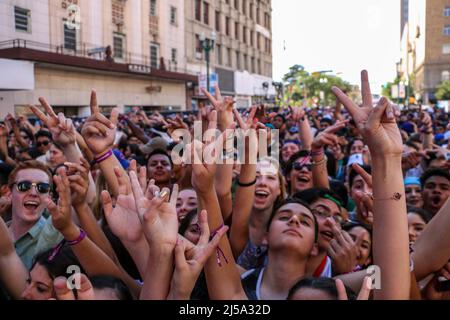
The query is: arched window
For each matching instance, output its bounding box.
[442,70,450,81]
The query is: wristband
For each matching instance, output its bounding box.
[210,224,229,267]
[310,148,324,157]
[237,178,257,187]
[67,229,87,246]
[92,149,113,165]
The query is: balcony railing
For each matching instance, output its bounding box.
[0,39,196,76]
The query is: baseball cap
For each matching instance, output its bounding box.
[140,137,169,155]
[404,176,421,186]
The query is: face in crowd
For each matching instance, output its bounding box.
[281,142,300,163]
[11,168,51,228]
[347,226,371,267]
[176,189,198,221]
[49,144,67,168]
[309,198,342,252]
[265,201,317,259]
[254,160,282,211]
[350,172,373,224]
[422,175,450,216]
[147,152,172,186]
[289,157,313,194]
[407,211,427,244]
[36,136,52,154]
[350,139,364,155]
[405,183,423,208]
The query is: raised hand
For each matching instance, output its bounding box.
[332,71,402,157]
[325,218,359,274]
[64,157,90,207]
[129,168,179,249]
[164,114,189,142]
[29,98,76,147]
[52,274,95,300]
[46,167,75,235]
[102,165,145,243]
[81,90,119,157]
[169,210,228,299]
[336,276,372,300]
[311,120,348,151]
[289,105,306,123]
[187,110,224,193]
[351,163,374,226]
[202,84,234,131]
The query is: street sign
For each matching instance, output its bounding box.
[199,73,218,96]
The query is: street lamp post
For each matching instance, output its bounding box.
[199,31,216,92]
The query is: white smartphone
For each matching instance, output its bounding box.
[347,153,364,166]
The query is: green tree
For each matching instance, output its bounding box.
[435,81,450,100]
[282,65,351,106]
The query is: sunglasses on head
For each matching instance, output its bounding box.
[13,181,51,194]
[293,162,312,171]
[37,141,50,147]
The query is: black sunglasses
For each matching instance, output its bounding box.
[13,181,51,194]
[37,141,50,147]
[293,162,312,171]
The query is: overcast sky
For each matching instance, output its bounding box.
[272,0,401,93]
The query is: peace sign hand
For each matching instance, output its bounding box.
[332,70,402,157]
[202,84,234,131]
[81,90,119,157]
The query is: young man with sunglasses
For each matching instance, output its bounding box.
[6,160,63,269]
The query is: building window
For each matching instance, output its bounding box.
[250,31,254,46]
[226,17,230,36]
[242,0,247,15]
[195,34,202,55]
[195,0,201,21]
[15,6,30,32]
[256,7,260,24]
[443,44,450,54]
[250,3,254,19]
[170,6,177,25]
[64,23,77,51]
[150,0,157,16]
[227,47,232,67]
[257,59,261,74]
[203,2,209,25]
[444,25,450,35]
[150,43,159,68]
[234,0,239,9]
[236,51,241,69]
[216,44,222,65]
[113,33,125,59]
[257,33,261,50]
[251,57,255,73]
[442,70,450,82]
[244,54,248,71]
[445,6,450,17]
[171,48,177,62]
[215,11,220,31]
[235,22,239,40]
[243,27,247,43]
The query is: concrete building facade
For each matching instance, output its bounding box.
[184,0,275,109]
[0,0,195,117]
[399,0,450,103]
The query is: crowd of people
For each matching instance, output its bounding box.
[0,70,449,300]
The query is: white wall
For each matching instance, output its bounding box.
[0,58,34,90]
[0,0,50,43]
